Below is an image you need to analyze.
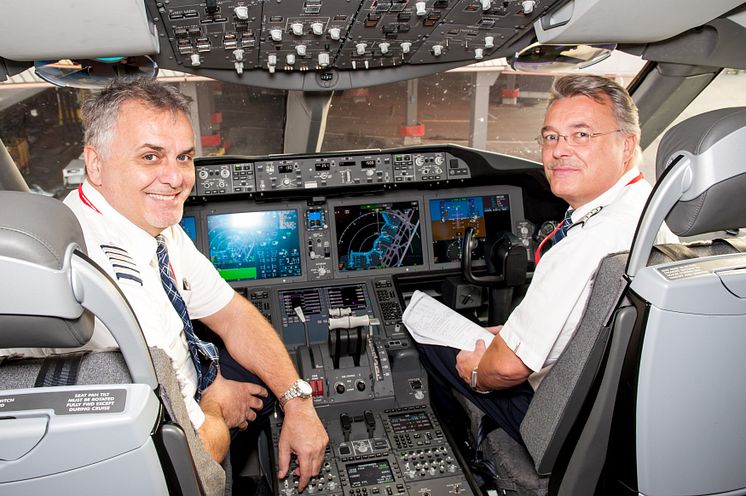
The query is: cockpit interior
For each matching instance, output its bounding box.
[1,0,746,495]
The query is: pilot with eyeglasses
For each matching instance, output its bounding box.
[416,74,670,445]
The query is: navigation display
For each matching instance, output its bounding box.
[333,200,423,272]
[429,194,512,264]
[179,215,197,243]
[207,209,302,282]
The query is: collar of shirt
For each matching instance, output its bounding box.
[79,180,176,269]
[569,167,643,224]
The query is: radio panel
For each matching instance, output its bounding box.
[272,406,474,496]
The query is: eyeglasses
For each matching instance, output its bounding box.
[536,129,622,147]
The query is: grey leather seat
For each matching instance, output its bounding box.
[0,191,225,496]
[458,107,746,495]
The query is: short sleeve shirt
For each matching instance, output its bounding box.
[63,181,235,429]
[499,168,651,389]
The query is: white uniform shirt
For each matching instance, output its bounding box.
[63,181,235,429]
[499,167,651,389]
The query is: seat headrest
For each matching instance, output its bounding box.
[0,191,94,348]
[656,107,746,237]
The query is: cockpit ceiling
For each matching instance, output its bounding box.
[0,0,745,91]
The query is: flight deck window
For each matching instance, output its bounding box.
[322,53,645,162]
[0,76,285,199]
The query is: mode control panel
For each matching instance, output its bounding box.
[255,153,393,192]
[193,151,471,197]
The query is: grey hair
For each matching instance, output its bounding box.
[548,74,641,139]
[81,77,193,158]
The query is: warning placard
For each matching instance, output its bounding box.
[0,389,127,415]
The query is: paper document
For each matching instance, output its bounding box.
[402,290,495,351]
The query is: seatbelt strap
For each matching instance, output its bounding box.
[652,243,699,262]
[34,352,88,387]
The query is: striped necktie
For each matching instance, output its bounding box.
[155,235,218,401]
[551,209,574,245]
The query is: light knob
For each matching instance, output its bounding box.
[233,48,244,61]
[286,53,296,65]
[401,41,412,54]
[190,54,201,66]
[318,52,330,67]
[234,6,249,20]
[329,27,341,40]
[356,42,367,55]
[311,22,324,36]
[270,29,282,42]
[416,1,427,15]
[521,0,536,14]
[296,44,307,56]
[484,36,494,48]
[474,48,483,59]
[379,42,390,54]
[432,44,443,56]
[481,0,491,10]
[291,22,304,36]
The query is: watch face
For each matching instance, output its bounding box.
[298,380,313,396]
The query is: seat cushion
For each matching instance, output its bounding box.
[458,396,548,496]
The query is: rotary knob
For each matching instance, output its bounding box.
[291,23,304,36]
[234,6,249,20]
[270,29,282,42]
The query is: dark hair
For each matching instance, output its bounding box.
[549,74,641,138]
[81,77,193,157]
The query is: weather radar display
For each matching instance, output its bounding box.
[207,210,301,281]
[334,201,423,272]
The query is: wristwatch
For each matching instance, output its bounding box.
[279,379,313,408]
[470,367,490,394]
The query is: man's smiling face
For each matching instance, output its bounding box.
[85,100,196,236]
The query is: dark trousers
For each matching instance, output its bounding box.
[417,343,533,444]
[218,346,275,483]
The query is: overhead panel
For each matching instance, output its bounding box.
[149,0,560,76]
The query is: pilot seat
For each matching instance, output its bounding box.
[0,191,227,496]
[454,107,746,495]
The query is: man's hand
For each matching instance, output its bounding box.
[200,371,268,429]
[456,339,488,384]
[276,399,329,491]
